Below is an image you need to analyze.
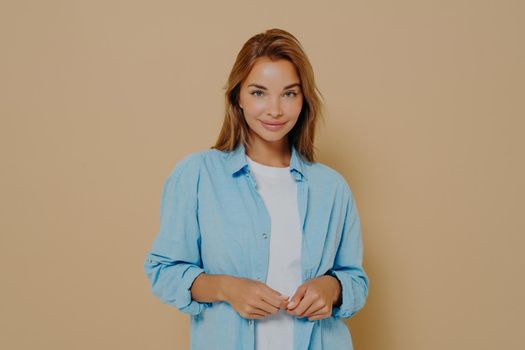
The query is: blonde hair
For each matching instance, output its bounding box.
[211,28,324,162]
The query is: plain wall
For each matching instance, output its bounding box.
[1,0,523,349]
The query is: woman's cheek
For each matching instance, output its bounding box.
[252,100,267,112]
[287,96,302,110]
[287,102,303,116]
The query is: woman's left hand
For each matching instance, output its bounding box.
[285,275,341,321]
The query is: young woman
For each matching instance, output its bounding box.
[144,28,369,350]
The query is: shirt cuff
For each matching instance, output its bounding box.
[326,269,355,319]
[174,266,212,316]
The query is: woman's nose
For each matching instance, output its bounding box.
[267,96,283,117]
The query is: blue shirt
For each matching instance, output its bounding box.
[143,142,369,350]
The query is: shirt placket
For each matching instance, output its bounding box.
[244,165,313,350]
[294,171,316,350]
[243,167,272,349]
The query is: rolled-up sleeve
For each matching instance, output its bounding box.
[329,183,369,319]
[144,153,212,316]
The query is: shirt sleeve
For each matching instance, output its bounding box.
[328,182,369,319]
[143,153,212,316]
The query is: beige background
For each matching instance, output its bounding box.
[1,0,523,349]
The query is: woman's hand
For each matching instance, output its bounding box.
[221,276,290,320]
[285,275,341,321]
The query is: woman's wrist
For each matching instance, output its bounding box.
[331,276,342,307]
[217,274,235,302]
[191,273,233,303]
[323,274,342,306]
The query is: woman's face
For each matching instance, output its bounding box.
[238,56,303,147]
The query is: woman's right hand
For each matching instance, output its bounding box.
[221,276,289,320]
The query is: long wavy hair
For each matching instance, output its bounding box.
[211,28,325,162]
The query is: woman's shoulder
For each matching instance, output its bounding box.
[308,160,348,182]
[166,148,226,177]
[307,161,354,195]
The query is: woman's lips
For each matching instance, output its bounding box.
[260,120,286,131]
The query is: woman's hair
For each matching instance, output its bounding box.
[211,28,324,162]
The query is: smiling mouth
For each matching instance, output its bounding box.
[262,121,285,126]
[260,120,286,131]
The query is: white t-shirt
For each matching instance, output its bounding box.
[246,155,303,350]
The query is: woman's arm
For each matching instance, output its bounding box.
[192,271,291,320]
[190,273,231,303]
[144,153,212,316]
[328,182,369,319]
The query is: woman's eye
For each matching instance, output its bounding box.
[250,90,298,97]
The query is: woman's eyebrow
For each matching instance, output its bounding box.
[247,83,301,90]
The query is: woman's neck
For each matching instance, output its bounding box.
[245,137,291,168]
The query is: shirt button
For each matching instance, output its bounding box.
[262,233,267,239]
[248,319,253,325]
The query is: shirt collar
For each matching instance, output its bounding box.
[225,142,307,181]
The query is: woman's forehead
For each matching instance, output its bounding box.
[244,58,300,89]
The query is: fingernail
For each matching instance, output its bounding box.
[287,301,295,308]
